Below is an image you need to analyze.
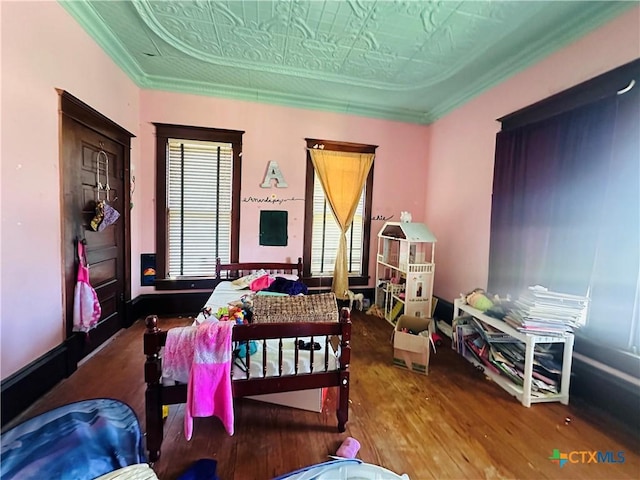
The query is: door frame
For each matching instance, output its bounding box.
[58,90,133,337]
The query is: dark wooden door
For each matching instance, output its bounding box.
[60,94,131,361]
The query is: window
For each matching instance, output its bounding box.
[154,124,243,288]
[303,138,376,287]
[489,59,639,356]
[309,175,365,275]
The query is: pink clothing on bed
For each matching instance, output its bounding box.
[249,274,274,292]
[184,320,235,440]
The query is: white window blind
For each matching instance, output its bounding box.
[310,175,364,276]
[167,138,233,277]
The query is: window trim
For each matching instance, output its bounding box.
[302,138,376,288]
[154,123,243,290]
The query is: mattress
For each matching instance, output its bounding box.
[231,336,339,380]
[196,282,339,325]
[163,334,338,384]
[164,282,340,384]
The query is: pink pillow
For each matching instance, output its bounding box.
[249,274,275,292]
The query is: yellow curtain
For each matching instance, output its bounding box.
[309,149,374,299]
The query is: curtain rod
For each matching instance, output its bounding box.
[617,79,635,95]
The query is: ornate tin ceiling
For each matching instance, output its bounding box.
[60,1,633,124]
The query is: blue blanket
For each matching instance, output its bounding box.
[1,398,146,480]
[265,277,308,295]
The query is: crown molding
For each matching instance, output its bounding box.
[59,0,147,87]
[58,1,634,126]
[144,75,427,124]
[423,2,635,123]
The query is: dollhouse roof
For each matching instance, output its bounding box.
[378,222,437,242]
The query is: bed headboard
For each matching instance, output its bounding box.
[215,258,304,280]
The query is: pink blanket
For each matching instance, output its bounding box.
[185,320,235,440]
[164,325,197,384]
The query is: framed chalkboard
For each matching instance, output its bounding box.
[259,210,288,246]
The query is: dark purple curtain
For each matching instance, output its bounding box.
[586,86,639,349]
[538,97,618,294]
[488,87,639,350]
[489,119,564,297]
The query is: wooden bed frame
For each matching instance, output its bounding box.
[143,259,351,462]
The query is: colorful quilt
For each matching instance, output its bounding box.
[1,398,146,480]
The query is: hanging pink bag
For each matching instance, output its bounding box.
[72,240,101,333]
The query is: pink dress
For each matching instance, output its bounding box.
[184,320,235,439]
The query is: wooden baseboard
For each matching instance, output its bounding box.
[1,293,210,427]
[1,341,73,428]
[571,357,640,438]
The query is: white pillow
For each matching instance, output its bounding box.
[276,273,299,281]
[230,269,269,289]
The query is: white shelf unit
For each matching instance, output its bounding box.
[453,298,574,407]
[375,222,436,326]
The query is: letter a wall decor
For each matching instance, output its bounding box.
[261,161,288,188]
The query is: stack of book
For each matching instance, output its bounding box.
[505,285,589,336]
[454,319,563,394]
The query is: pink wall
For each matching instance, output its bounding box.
[137,91,430,295]
[424,6,640,303]
[1,1,637,382]
[1,1,140,379]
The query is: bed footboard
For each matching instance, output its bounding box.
[143,308,351,462]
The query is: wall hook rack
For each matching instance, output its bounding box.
[95,149,111,201]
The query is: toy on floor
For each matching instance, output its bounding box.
[365,304,385,318]
[345,290,364,311]
[336,436,361,459]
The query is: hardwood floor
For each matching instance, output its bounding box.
[7,311,639,480]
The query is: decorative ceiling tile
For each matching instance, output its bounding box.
[59,1,634,124]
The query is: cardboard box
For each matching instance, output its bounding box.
[393,315,434,375]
